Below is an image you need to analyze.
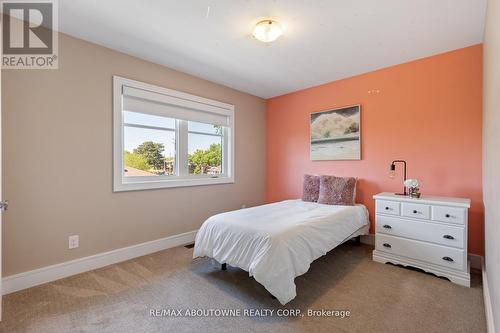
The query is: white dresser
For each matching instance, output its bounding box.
[372,192,471,287]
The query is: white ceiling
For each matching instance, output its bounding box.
[59,0,487,98]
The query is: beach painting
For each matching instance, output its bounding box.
[310,105,361,160]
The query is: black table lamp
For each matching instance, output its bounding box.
[389,160,407,196]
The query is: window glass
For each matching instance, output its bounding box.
[188,121,222,135]
[188,121,223,175]
[123,125,176,177]
[123,111,175,129]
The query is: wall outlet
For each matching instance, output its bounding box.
[241,204,246,209]
[68,235,79,249]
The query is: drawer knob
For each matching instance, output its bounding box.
[383,243,392,248]
[385,207,390,210]
[383,225,392,229]
[443,235,455,240]
[445,214,451,218]
[413,210,418,214]
[442,256,454,262]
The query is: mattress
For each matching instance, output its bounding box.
[193,199,370,305]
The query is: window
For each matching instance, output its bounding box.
[188,121,224,175]
[113,76,234,191]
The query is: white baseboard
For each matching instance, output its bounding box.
[2,230,486,296]
[361,234,483,270]
[482,258,496,333]
[2,230,198,295]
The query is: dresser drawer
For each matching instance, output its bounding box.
[401,202,430,220]
[375,234,465,271]
[432,206,466,225]
[376,215,465,248]
[376,200,400,216]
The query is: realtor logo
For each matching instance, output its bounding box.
[1,0,58,69]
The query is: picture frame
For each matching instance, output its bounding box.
[310,104,361,160]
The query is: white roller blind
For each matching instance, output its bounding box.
[122,86,230,126]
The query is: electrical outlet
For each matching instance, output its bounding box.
[241,204,246,209]
[68,235,79,249]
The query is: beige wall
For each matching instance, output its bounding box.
[484,0,500,329]
[1,33,267,276]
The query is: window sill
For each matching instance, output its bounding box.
[113,176,235,192]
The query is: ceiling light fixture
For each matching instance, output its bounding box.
[252,19,283,43]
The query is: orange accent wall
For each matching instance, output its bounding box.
[266,44,484,255]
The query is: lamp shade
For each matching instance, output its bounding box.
[252,20,283,43]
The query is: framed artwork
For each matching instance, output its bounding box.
[310,105,361,160]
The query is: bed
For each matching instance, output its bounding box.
[193,199,370,305]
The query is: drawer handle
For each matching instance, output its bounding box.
[383,243,392,248]
[445,214,451,218]
[413,210,418,214]
[443,235,455,240]
[442,256,454,262]
[383,225,392,229]
[385,206,390,210]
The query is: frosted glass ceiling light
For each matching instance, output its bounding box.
[252,20,283,43]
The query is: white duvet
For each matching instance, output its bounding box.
[193,199,369,305]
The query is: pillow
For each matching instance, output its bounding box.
[302,174,320,202]
[318,175,357,206]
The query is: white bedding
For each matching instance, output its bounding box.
[193,199,369,305]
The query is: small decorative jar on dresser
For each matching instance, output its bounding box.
[372,192,471,287]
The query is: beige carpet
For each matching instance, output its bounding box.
[0,243,486,333]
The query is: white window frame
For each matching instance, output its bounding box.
[113,76,234,192]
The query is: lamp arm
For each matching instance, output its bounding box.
[391,160,407,195]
